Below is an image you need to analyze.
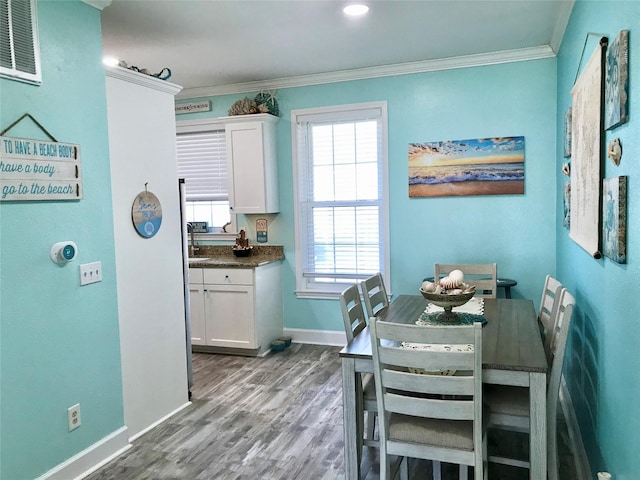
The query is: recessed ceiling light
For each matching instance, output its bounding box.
[102,56,119,67]
[343,4,369,17]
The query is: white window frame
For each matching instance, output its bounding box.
[291,101,390,299]
[176,117,237,240]
[0,0,42,85]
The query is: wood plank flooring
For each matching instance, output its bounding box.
[85,344,579,480]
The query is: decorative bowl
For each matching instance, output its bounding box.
[232,246,253,257]
[419,288,475,322]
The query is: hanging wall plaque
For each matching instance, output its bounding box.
[569,38,606,259]
[0,136,82,201]
[131,190,162,238]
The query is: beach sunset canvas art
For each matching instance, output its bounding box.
[408,136,525,197]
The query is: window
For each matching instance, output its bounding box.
[292,101,389,298]
[176,119,235,234]
[0,0,41,84]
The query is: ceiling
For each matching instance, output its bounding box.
[99,0,574,98]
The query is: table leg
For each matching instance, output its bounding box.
[529,372,547,479]
[342,357,360,480]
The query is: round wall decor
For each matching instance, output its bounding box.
[131,190,162,238]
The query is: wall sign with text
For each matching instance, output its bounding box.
[131,190,163,238]
[0,136,82,201]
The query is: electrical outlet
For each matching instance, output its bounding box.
[67,403,81,431]
[80,261,102,286]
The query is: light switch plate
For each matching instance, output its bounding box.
[80,261,102,286]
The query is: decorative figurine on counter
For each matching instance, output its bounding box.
[233,229,253,257]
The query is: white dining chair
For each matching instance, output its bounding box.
[538,275,563,362]
[361,272,390,318]
[370,317,487,480]
[339,284,378,458]
[485,288,575,480]
[434,263,498,299]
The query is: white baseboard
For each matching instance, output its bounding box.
[36,426,130,480]
[284,328,346,347]
[560,377,593,480]
[128,401,192,442]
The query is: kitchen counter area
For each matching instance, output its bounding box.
[187,244,284,356]
[188,244,284,268]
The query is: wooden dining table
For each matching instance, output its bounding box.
[339,295,548,480]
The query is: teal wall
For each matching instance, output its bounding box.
[557,1,640,478]
[179,57,558,332]
[0,2,124,479]
[0,1,633,478]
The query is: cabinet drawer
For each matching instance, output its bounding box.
[203,268,253,285]
[188,267,204,284]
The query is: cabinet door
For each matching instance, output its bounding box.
[189,284,206,346]
[226,122,267,214]
[203,284,256,349]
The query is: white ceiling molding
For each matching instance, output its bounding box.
[81,0,112,10]
[550,0,575,54]
[177,45,555,100]
[105,66,182,96]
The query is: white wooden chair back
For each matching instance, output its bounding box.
[545,287,575,480]
[538,275,563,362]
[538,275,563,337]
[361,272,389,318]
[370,318,486,479]
[486,287,575,480]
[339,284,367,343]
[435,263,497,299]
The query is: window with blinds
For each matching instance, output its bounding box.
[0,0,41,84]
[292,102,389,298]
[176,127,233,233]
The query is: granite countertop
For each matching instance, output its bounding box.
[188,245,284,268]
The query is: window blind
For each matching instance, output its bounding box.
[0,0,41,84]
[176,130,227,202]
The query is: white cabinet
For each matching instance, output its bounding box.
[188,266,206,346]
[189,262,282,355]
[225,114,279,214]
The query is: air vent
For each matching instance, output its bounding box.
[0,0,41,84]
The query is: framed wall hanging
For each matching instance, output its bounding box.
[563,182,571,229]
[602,176,627,264]
[569,37,607,259]
[408,136,525,197]
[605,30,629,131]
[563,107,572,158]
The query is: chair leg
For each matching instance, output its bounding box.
[459,464,468,480]
[400,457,409,480]
[433,460,441,480]
[548,415,558,480]
[380,452,391,480]
[367,411,376,440]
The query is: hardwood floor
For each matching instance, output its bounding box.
[85,344,579,479]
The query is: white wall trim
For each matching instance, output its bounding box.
[105,66,182,95]
[128,401,191,442]
[35,426,130,480]
[177,45,555,99]
[81,0,111,10]
[560,377,593,480]
[284,328,346,347]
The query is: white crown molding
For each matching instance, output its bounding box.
[550,0,576,54]
[105,66,182,96]
[177,45,556,99]
[81,0,112,10]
